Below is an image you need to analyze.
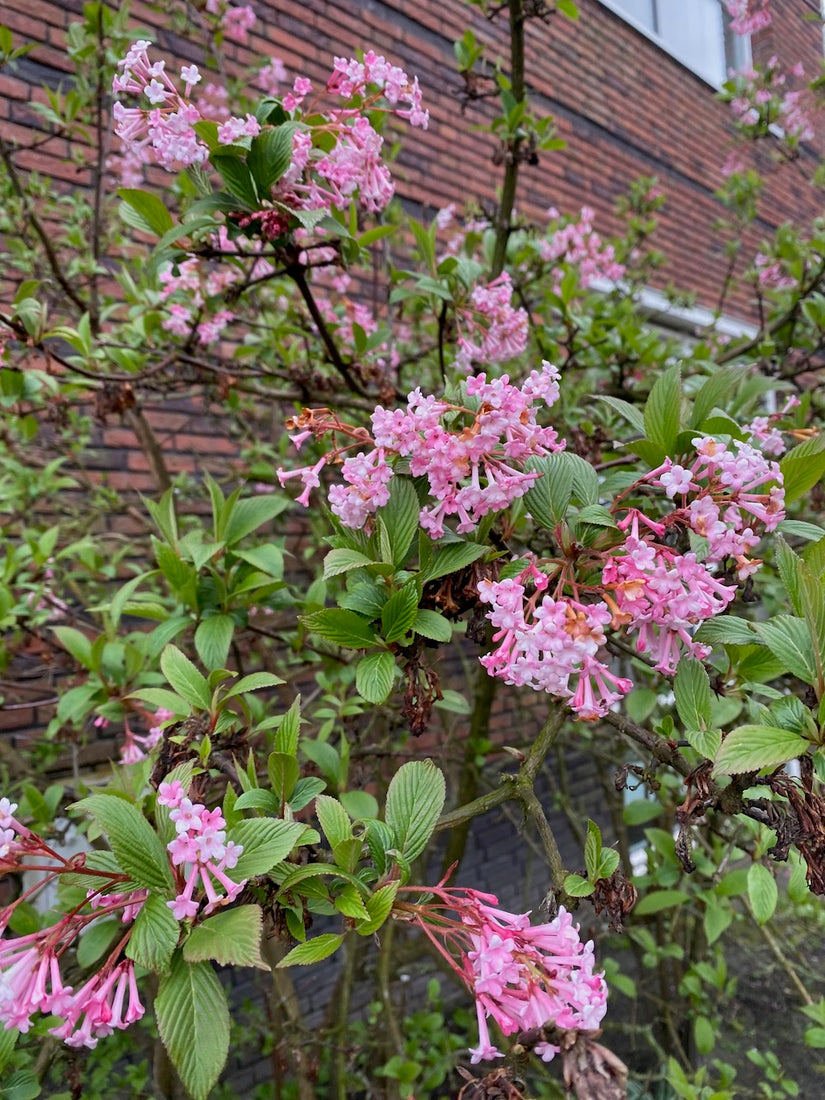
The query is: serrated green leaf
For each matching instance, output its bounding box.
[381,584,420,643]
[160,645,211,710]
[223,671,285,699]
[693,616,758,646]
[524,453,573,528]
[419,540,487,582]
[224,495,289,544]
[118,188,175,237]
[210,155,258,208]
[246,124,296,195]
[703,895,733,945]
[276,933,344,967]
[267,751,300,805]
[74,794,174,894]
[596,394,646,436]
[674,658,712,732]
[756,617,817,684]
[2,1069,40,1100]
[564,873,595,897]
[234,789,281,814]
[315,795,352,848]
[713,725,807,776]
[128,687,190,716]
[357,881,400,935]
[385,760,446,863]
[338,790,378,820]
[690,367,742,427]
[156,953,230,1100]
[303,609,379,649]
[334,883,370,920]
[644,366,681,452]
[747,862,777,925]
[378,477,420,566]
[52,625,93,669]
[194,615,234,672]
[780,434,825,506]
[356,651,396,703]
[126,893,180,974]
[229,819,307,878]
[183,906,268,969]
[323,548,374,578]
[584,819,602,880]
[412,609,452,642]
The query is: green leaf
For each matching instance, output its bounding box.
[338,790,379,820]
[246,124,296,195]
[596,394,646,436]
[412,609,452,643]
[74,794,174,894]
[126,893,180,974]
[419,540,487,582]
[634,889,691,915]
[685,727,722,759]
[76,918,119,968]
[747,862,777,925]
[694,1015,715,1056]
[381,584,420,643]
[385,760,446,863]
[690,367,742,427]
[2,1070,40,1100]
[756,617,817,684]
[357,881,400,935]
[223,671,285,699]
[224,495,289,544]
[229,819,308,878]
[156,953,230,1100]
[276,933,344,967]
[118,188,175,237]
[211,155,258,208]
[564,874,595,897]
[377,477,420,566]
[303,609,379,649]
[323,548,374,578]
[315,795,352,848]
[128,687,190,716]
[356,651,396,704]
[183,906,268,969]
[644,366,681,453]
[584,820,602,880]
[674,658,713,732]
[713,725,807,776]
[194,615,235,672]
[703,896,733,945]
[780,434,825,506]
[524,453,573,528]
[267,751,300,805]
[234,789,281,814]
[52,625,93,669]
[693,616,758,646]
[160,645,211,710]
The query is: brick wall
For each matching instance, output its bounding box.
[1,0,822,319]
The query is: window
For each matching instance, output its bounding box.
[600,0,750,86]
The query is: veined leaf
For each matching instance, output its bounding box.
[156,953,230,1100]
[183,906,268,969]
[74,794,174,894]
[713,725,807,776]
[385,760,446,863]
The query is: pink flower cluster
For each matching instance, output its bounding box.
[278,363,564,537]
[754,251,795,293]
[120,707,175,764]
[112,41,260,175]
[652,435,785,575]
[159,781,246,920]
[728,59,813,146]
[540,207,626,293]
[455,273,529,373]
[725,0,771,36]
[478,565,632,719]
[405,885,607,1064]
[0,801,145,1047]
[477,428,785,717]
[327,50,428,129]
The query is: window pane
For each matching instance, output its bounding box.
[656,0,726,84]
[607,0,655,32]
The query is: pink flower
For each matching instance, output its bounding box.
[222,4,256,44]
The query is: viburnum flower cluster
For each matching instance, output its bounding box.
[727,59,814,147]
[120,706,175,764]
[479,428,785,718]
[539,206,626,294]
[455,272,529,372]
[725,0,771,37]
[401,884,607,1064]
[112,43,426,224]
[0,800,145,1046]
[159,781,246,920]
[278,363,563,536]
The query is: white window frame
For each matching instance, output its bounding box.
[597,0,752,89]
